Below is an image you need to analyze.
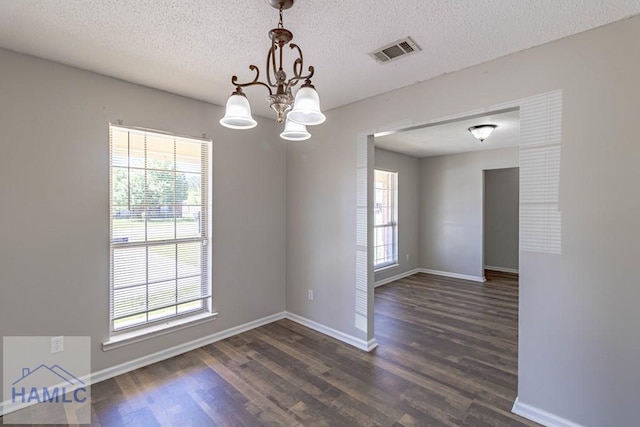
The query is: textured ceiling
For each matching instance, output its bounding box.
[0,1,639,120]
[375,109,520,158]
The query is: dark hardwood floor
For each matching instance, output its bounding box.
[3,271,537,426]
[373,270,533,426]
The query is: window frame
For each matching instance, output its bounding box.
[107,124,214,340]
[373,168,398,270]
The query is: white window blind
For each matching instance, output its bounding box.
[354,135,369,332]
[519,91,562,254]
[109,125,212,332]
[374,169,398,269]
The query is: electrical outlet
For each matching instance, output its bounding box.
[51,336,64,354]
[308,290,314,301]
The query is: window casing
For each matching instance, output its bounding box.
[109,125,212,334]
[374,169,398,269]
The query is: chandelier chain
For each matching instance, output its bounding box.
[278,5,284,28]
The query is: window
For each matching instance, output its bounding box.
[109,125,212,334]
[374,169,398,269]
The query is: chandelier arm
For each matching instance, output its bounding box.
[231,65,274,95]
[290,44,304,76]
[286,59,315,92]
[297,64,315,81]
[286,44,315,91]
[266,41,279,88]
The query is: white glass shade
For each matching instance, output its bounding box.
[468,124,497,142]
[288,86,326,126]
[219,94,257,129]
[280,117,311,141]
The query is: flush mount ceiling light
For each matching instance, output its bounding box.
[468,124,498,142]
[219,0,325,139]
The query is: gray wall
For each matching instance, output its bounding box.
[286,15,640,426]
[375,147,519,282]
[373,148,420,283]
[0,48,287,376]
[285,113,365,338]
[484,167,520,271]
[419,148,518,279]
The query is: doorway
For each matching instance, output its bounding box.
[362,90,563,419]
[372,108,520,285]
[483,167,520,277]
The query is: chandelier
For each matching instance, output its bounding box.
[219,0,325,141]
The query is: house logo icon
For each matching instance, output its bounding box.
[11,364,87,404]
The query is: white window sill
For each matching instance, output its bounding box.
[375,263,399,273]
[102,312,218,351]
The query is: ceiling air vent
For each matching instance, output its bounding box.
[370,37,421,64]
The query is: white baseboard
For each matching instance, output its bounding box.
[512,397,584,427]
[1,310,379,416]
[1,312,286,416]
[1,310,378,416]
[285,312,377,352]
[92,311,287,384]
[485,265,519,274]
[374,268,421,287]
[420,268,486,283]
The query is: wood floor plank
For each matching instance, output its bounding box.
[195,347,304,426]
